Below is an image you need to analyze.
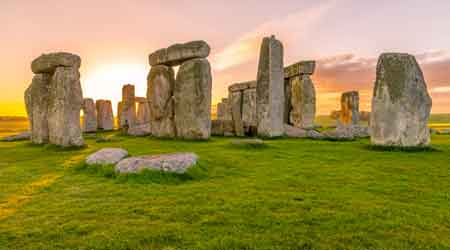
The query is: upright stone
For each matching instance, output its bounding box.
[96,100,114,131]
[256,35,284,137]
[47,67,84,146]
[339,91,359,127]
[24,74,51,144]
[221,98,232,121]
[174,58,212,139]
[242,87,257,133]
[370,53,432,147]
[216,101,227,120]
[230,90,244,136]
[117,101,122,128]
[289,75,316,129]
[120,84,136,128]
[82,98,97,133]
[136,97,150,125]
[147,65,176,137]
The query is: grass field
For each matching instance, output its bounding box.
[0,130,449,249]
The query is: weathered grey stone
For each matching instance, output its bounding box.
[31,52,81,74]
[339,91,359,127]
[47,67,84,147]
[256,36,285,137]
[127,123,151,136]
[117,101,122,128]
[1,132,31,142]
[289,75,316,129]
[86,148,128,165]
[116,153,198,174]
[284,61,316,78]
[228,81,256,92]
[96,100,115,131]
[25,73,51,144]
[136,98,150,125]
[370,53,432,147]
[284,124,324,139]
[147,65,176,138]
[149,41,210,66]
[174,58,212,139]
[82,98,97,133]
[230,90,244,136]
[216,102,227,121]
[242,87,257,133]
[231,139,264,146]
[211,120,224,136]
[119,84,136,128]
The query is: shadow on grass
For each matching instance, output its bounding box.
[23,142,87,152]
[73,162,208,185]
[364,144,441,153]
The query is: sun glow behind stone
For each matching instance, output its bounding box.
[82,63,149,113]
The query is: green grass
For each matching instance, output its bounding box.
[1,131,450,250]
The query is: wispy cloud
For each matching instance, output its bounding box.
[211,0,337,71]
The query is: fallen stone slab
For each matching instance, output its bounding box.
[31,52,81,74]
[284,124,323,139]
[86,148,129,165]
[115,153,198,174]
[149,40,210,66]
[231,139,265,146]
[1,132,31,142]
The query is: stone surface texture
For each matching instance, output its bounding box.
[31,52,81,74]
[339,91,359,127]
[86,148,129,165]
[116,153,198,174]
[82,98,97,132]
[96,100,115,131]
[174,58,212,139]
[147,65,176,138]
[119,84,136,128]
[370,53,432,147]
[289,75,316,129]
[149,41,210,66]
[256,36,285,137]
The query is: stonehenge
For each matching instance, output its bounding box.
[256,35,285,137]
[370,53,432,147]
[96,100,114,131]
[82,98,97,133]
[136,97,150,125]
[284,61,316,129]
[25,52,84,147]
[147,40,212,139]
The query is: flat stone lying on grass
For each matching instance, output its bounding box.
[1,132,31,142]
[86,148,129,165]
[283,124,323,139]
[231,139,265,146]
[115,153,198,174]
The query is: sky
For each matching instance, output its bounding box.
[1,0,450,116]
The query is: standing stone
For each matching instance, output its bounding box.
[174,58,212,139]
[256,35,285,137]
[120,84,136,128]
[82,98,97,133]
[136,97,150,125]
[289,75,316,129]
[25,52,84,147]
[242,87,257,133]
[47,67,84,146]
[222,98,232,121]
[370,53,432,147]
[230,90,244,136]
[117,101,122,128]
[216,101,227,120]
[147,65,176,137]
[25,73,51,144]
[96,100,114,131]
[339,91,359,127]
